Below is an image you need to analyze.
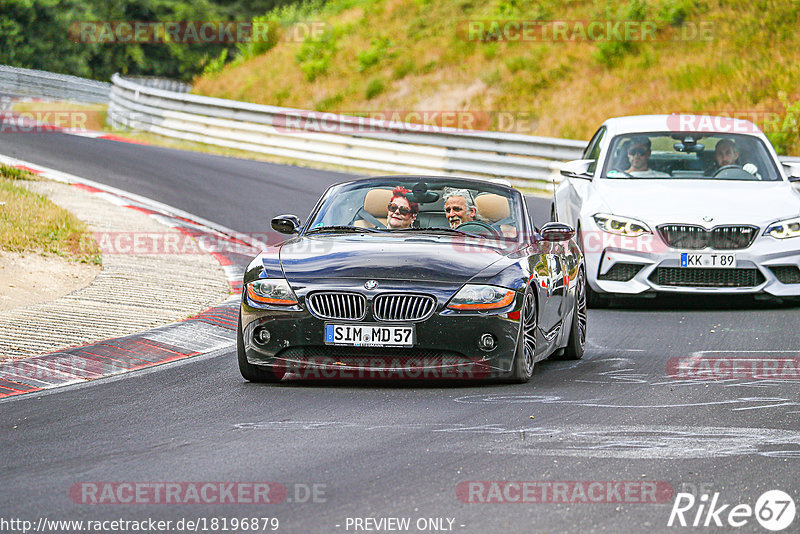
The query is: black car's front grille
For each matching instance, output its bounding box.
[598,263,645,282]
[373,293,436,321]
[769,265,800,284]
[649,267,765,288]
[657,225,758,250]
[306,292,366,320]
[276,346,467,362]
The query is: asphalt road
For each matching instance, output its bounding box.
[2,132,800,533]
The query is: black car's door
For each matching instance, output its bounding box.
[532,251,564,345]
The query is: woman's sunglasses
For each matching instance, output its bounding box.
[388,203,412,216]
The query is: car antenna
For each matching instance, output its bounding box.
[551,177,558,221]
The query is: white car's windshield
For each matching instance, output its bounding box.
[602,132,780,181]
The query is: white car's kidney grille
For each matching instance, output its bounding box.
[307,292,366,320]
[373,294,436,322]
[658,225,758,250]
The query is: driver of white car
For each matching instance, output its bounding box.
[714,138,760,177]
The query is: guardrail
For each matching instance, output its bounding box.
[108,74,586,188]
[4,67,794,188]
[0,65,110,104]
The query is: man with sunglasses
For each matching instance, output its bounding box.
[386,186,419,229]
[443,187,479,229]
[624,136,669,177]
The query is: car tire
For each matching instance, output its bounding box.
[586,284,610,308]
[560,268,587,360]
[237,313,285,383]
[509,290,537,383]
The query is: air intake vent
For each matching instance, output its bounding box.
[373,294,436,322]
[769,266,800,284]
[307,292,366,320]
[649,267,765,288]
[598,263,645,282]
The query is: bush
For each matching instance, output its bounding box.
[365,78,385,100]
[392,58,415,79]
[295,28,340,81]
[357,37,392,72]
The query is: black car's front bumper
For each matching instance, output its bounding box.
[241,296,523,380]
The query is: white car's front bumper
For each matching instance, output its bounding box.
[582,221,800,297]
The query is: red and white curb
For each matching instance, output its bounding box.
[0,111,148,145]
[0,155,259,400]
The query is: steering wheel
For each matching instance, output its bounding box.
[607,169,633,178]
[713,164,740,176]
[456,221,502,238]
[713,165,751,179]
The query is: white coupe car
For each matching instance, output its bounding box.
[553,115,800,306]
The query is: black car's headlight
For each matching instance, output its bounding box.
[447,284,515,311]
[765,216,800,239]
[593,213,651,237]
[246,279,298,306]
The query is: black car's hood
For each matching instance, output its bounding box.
[278,234,510,283]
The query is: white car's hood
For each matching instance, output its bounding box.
[591,179,800,226]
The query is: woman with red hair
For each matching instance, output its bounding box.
[386,186,418,229]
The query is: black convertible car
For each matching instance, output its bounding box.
[238,176,586,383]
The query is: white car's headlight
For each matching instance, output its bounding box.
[246,279,298,305]
[447,284,515,311]
[592,213,651,237]
[765,216,800,239]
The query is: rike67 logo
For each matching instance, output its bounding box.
[668,490,796,531]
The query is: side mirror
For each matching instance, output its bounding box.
[271,214,301,234]
[560,159,594,180]
[540,222,575,242]
[782,163,800,182]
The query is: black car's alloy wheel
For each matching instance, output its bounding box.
[509,291,537,383]
[237,314,285,383]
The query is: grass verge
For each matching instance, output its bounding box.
[0,165,100,265]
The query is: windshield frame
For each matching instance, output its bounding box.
[301,176,529,245]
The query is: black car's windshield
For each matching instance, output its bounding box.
[602,132,781,181]
[304,177,524,241]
